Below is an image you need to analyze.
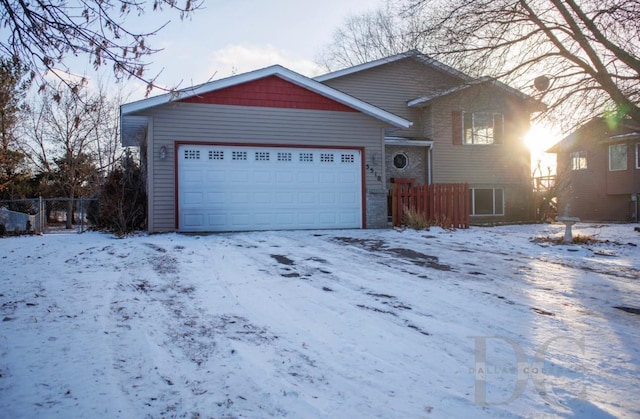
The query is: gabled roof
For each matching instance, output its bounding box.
[314,50,474,83]
[547,117,640,153]
[315,51,544,112]
[121,65,412,129]
[408,76,545,110]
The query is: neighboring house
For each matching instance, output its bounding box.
[547,118,640,222]
[121,50,542,233]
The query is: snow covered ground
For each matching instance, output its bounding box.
[1,223,639,418]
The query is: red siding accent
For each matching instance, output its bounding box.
[179,76,357,112]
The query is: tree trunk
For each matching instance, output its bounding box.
[66,198,73,229]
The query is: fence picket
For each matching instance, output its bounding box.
[391,182,470,229]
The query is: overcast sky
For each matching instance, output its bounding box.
[75,0,381,99]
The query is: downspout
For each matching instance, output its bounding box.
[427,146,433,185]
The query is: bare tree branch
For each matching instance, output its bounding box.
[0,0,202,94]
[318,0,640,130]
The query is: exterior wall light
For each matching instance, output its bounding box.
[160,146,167,160]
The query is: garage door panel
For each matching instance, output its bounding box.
[183,213,204,228]
[295,212,316,225]
[254,213,274,226]
[276,171,295,183]
[253,170,272,183]
[275,192,294,203]
[183,192,203,205]
[297,172,315,183]
[230,213,251,226]
[183,169,203,183]
[275,212,296,224]
[208,213,227,226]
[318,213,337,223]
[339,191,359,204]
[318,192,336,204]
[339,213,358,224]
[207,170,227,182]
[230,171,251,183]
[254,192,271,204]
[318,173,336,184]
[206,191,225,204]
[298,192,315,204]
[179,145,362,232]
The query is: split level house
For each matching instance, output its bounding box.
[548,117,640,222]
[121,50,543,233]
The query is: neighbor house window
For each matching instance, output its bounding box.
[469,188,504,215]
[608,143,627,171]
[570,151,587,170]
[463,112,504,145]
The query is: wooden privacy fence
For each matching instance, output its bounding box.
[390,179,470,229]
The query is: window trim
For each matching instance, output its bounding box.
[392,152,409,170]
[608,143,628,172]
[469,188,505,216]
[462,112,504,145]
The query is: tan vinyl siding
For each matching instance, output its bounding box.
[137,103,388,232]
[322,58,462,139]
[429,85,531,185]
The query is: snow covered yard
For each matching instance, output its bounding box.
[1,223,639,418]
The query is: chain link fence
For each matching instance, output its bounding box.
[0,197,97,234]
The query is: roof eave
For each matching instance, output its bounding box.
[120,65,412,129]
[315,50,473,83]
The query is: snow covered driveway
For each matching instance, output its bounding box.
[1,224,639,418]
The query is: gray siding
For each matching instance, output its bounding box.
[137,103,389,232]
[429,85,531,186]
[428,85,533,222]
[322,57,536,222]
[322,58,463,139]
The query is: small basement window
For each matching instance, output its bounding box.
[469,188,504,215]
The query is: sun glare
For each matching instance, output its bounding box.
[525,124,560,174]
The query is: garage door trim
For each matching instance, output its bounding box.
[173,141,367,231]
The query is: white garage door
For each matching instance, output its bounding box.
[177,144,363,232]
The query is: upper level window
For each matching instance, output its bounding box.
[570,151,587,170]
[463,112,504,145]
[608,143,627,171]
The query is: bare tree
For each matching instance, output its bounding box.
[404,0,640,128]
[0,56,30,198]
[316,1,428,72]
[317,5,408,71]
[0,0,201,94]
[87,82,128,177]
[22,84,103,228]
